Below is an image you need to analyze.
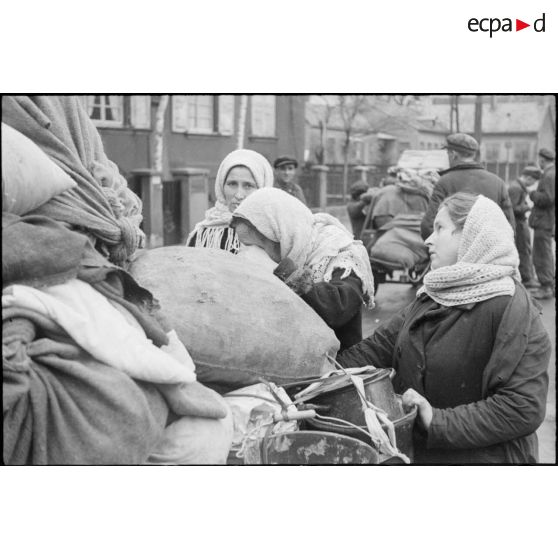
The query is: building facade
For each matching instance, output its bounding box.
[86,95,306,243]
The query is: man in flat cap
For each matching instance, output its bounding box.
[508,166,542,286]
[420,133,515,239]
[273,156,307,205]
[528,148,556,299]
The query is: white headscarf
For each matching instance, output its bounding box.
[187,149,274,249]
[233,188,375,308]
[418,195,521,306]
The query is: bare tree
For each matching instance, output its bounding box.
[152,95,169,185]
[237,95,248,149]
[449,95,461,133]
[338,95,367,200]
[313,95,337,164]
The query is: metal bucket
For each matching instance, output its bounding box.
[243,430,380,465]
[311,368,403,423]
[304,399,417,461]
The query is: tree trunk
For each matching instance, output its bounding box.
[342,135,350,202]
[237,95,248,149]
[318,120,328,164]
[153,95,169,187]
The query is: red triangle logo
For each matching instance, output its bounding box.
[516,19,530,31]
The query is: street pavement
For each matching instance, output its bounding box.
[362,281,556,464]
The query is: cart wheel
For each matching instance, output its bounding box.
[409,262,430,286]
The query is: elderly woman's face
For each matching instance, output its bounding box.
[425,206,462,270]
[233,221,281,263]
[224,166,258,212]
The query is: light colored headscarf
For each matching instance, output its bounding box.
[233,188,375,308]
[418,195,521,306]
[187,149,274,250]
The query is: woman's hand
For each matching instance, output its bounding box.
[402,388,433,430]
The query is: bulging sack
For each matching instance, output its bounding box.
[130,247,340,392]
[1,123,76,215]
[370,215,428,270]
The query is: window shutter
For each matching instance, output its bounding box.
[218,95,235,135]
[172,95,189,132]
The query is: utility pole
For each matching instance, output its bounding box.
[474,95,483,162]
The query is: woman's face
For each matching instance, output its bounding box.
[233,221,281,263]
[223,166,258,212]
[425,206,462,270]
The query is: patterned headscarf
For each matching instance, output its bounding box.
[233,188,375,307]
[187,149,274,249]
[418,195,521,306]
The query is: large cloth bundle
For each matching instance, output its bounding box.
[1,123,76,215]
[1,95,144,266]
[369,214,429,270]
[3,315,168,465]
[129,247,340,393]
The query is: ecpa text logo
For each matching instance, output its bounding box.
[468,13,546,37]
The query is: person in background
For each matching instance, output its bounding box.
[231,188,375,351]
[186,149,273,254]
[380,166,399,188]
[273,156,307,205]
[338,192,550,464]
[508,165,542,287]
[420,133,515,239]
[528,147,556,300]
[346,180,369,239]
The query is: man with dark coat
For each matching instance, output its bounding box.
[346,180,369,239]
[273,156,307,205]
[529,147,556,299]
[508,166,542,286]
[420,133,515,239]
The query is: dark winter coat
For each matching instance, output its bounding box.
[301,269,364,351]
[273,181,307,205]
[346,199,368,239]
[508,178,530,221]
[529,164,555,231]
[337,283,550,464]
[420,163,515,239]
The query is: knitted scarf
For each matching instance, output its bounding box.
[417,195,521,306]
[187,149,273,251]
[233,188,375,308]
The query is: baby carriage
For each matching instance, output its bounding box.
[359,171,434,292]
[361,213,430,292]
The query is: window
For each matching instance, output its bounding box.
[188,95,214,133]
[217,96,234,135]
[86,95,124,127]
[514,142,531,162]
[250,95,276,137]
[171,95,234,135]
[130,96,151,129]
[485,142,501,161]
[326,137,336,163]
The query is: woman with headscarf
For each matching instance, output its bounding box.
[337,192,550,464]
[230,188,375,351]
[186,149,274,253]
